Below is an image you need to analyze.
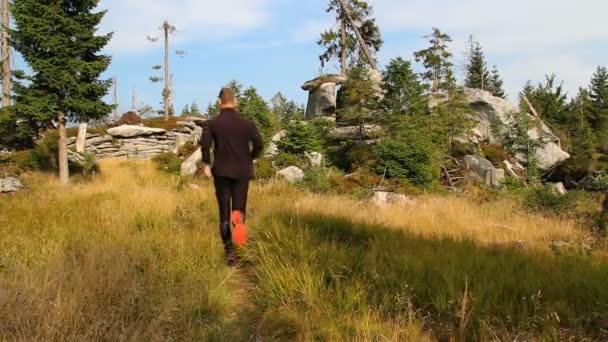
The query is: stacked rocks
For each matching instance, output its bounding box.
[67,117,206,159]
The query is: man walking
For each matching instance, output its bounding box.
[201,87,264,266]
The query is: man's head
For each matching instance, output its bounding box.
[218,87,237,109]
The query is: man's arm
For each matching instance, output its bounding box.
[250,123,264,159]
[201,122,213,165]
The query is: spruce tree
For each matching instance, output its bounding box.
[338,62,379,142]
[520,75,568,126]
[489,66,506,99]
[380,57,428,132]
[318,0,382,73]
[414,28,454,93]
[238,87,275,143]
[190,101,200,115]
[11,0,113,185]
[181,104,191,116]
[588,66,608,133]
[464,36,490,91]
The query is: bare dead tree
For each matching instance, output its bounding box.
[1,0,11,107]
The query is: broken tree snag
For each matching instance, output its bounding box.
[523,95,541,118]
[338,0,378,71]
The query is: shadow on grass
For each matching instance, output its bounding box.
[253,211,608,340]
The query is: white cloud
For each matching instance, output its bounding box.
[98,0,273,53]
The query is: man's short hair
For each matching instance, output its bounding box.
[219,87,235,104]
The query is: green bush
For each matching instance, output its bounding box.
[152,153,182,174]
[524,185,577,214]
[373,134,438,187]
[278,119,322,156]
[482,143,510,166]
[255,158,276,181]
[300,167,333,194]
[30,133,59,171]
[273,153,304,169]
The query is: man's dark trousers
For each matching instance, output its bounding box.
[214,176,249,253]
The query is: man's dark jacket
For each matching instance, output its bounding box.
[201,108,264,179]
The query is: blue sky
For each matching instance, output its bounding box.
[39,0,607,115]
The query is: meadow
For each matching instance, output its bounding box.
[0,159,606,341]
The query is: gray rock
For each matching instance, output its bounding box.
[371,192,417,206]
[464,155,505,188]
[277,166,305,183]
[181,149,202,176]
[265,130,286,157]
[177,121,197,129]
[549,182,567,196]
[463,88,570,170]
[86,135,113,146]
[0,177,23,193]
[107,125,166,138]
[173,134,191,154]
[305,82,338,119]
[329,125,381,141]
[305,152,324,168]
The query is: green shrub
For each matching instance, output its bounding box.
[255,158,276,180]
[178,142,198,158]
[373,134,438,187]
[347,143,378,171]
[300,167,333,194]
[278,119,322,156]
[30,133,59,171]
[482,143,510,166]
[273,153,304,169]
[524,185,577,214]
[152,152,182,174]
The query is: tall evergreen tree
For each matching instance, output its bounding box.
[190,101,200,115]
[318,0,382,73]
[338,62,379,142]
[464,36,490,91]
[380,57,428,130]
[520,75,568,126]
[489,66,506,99]
[181,104,190,116]
[414,28,454,93]
[588,66,608,133]
[238,87,275,143]
[11,0,113,184]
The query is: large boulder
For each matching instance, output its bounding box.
[302,74,348,120]
[305,152,324,168]
[277,166,305,183]
[464,88,570,170]
[265,130,286,157]
[0,177,23,193]
[107,125,166,138]
[180,149,202,176]
[464,155,505,188]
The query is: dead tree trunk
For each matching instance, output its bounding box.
[58,111,69,185]
[338,0,378,71]
[603,192,608,215]
[340,21,347,75]
[163,21,170,121]
[1,0,11,107]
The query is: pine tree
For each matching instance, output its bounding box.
[318,0,382,73]
[205,102,219,118]
[414,28,454,93]
[190,101,200,115]
[338,62,379,142]
[380,57,428,131]
[181,104,190,116]
[464,36,490,91]
[588,66,608,133]
[489,66,506,99]
[520,75,568,126]
[11,0,113,185]
[238,87,275,142]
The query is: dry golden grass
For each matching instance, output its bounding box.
[0,158,597,341]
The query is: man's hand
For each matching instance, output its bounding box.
[203,165,213,178]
